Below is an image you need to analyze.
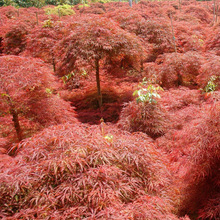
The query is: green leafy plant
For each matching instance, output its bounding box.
[204,75,218,93]
[44,4,75,16]
[62,72,75,84]
[78,3,90,8]
[119,78,168,139]
[133,78,163,104]
[42,18,54,28]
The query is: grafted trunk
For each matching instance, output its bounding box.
[95,58,102,109]
[52,53,56,72]
[35,11,39,25]
[10,107,22,141]
[170,14,177,54]
[213,0,216,24]
[6,94,22,141]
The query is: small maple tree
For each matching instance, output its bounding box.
[159,52,202,89]
[57,15,144,108]
[205,25,220,56]
[108,9,173,61]
[25,19,66,71]
[3,21,29,55]
[0,55,75,141]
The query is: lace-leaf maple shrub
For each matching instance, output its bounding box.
[158,51,202,89]
[118,80,169,139]
[3,21,30,55]
[159,101,220,219]
[176,101,220,218]
[0,55,76,141]
[107,9,173,62]
[205,25,220,56]
[196,54,220,90]
[24,19,67,72]
[0,123,182,219]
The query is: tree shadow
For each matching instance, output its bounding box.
[71,87,133,125]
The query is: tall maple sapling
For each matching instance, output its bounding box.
[57,15,144,108]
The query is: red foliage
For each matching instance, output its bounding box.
[0,6,18,20]
[175,101,220,217]
[0,56,76,140]
[57,15,144,76]
[0,138,10,154]
[118,98,169,139]
[79,3,106,15]
[137,1,168,18]
[158,52,203,89]
[0,6,61,56]
[205,25,220,56]
[97,195,190,220]
[160,87,202,111]
[107,9,173,61]
[197,54,220,89]
[3,21,30,55]
[24,20,68,69]
[183,5,212,24]
[174,21,206,53]
[155,89,219,217]
[0,1,219,218]
[156,88,203,157]
[0,123,175,218]
[198,194,220,220]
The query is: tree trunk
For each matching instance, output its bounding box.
[140,54,144,72]
[179,0,181,11]
[213,0,216,24]
[10,108,22,141]
[36,12,39,25]
[129,0,132,7]
[52,53,56,72]
[170,14,177,54]
[216,4,219,23]
[6,94,22,141]
[95,58,102,109]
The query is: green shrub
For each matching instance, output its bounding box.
[45,4,75,16]
[204,75,218,93]
[78,3,89,8]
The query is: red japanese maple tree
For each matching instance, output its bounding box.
[24,20,65,71]
[57,15,144,108]
[0,55,76,141]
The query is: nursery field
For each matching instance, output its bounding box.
[0,0,219,219]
